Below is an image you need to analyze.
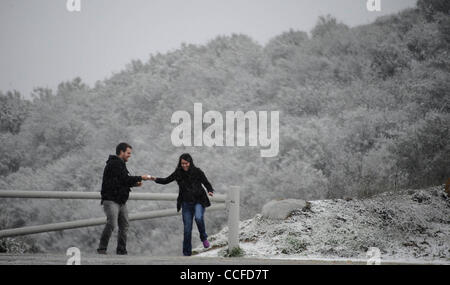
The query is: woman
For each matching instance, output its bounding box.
[150,153,214,256]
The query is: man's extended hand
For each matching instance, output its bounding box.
[143,175,156,181]
[141,175,152,181]
[208,192,213,196]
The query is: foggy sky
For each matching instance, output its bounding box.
[0,0,417,97]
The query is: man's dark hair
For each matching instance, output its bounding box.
[116,142,132,155]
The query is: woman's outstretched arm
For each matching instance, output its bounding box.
[153,171,176,185]
[199,169,214,194]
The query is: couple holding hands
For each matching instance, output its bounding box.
[98,142,214,256]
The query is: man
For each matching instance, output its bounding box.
[97,142,151,255]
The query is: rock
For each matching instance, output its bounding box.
[261,199,308,220]
[412,191,431,204]
[336,216,347,222]
[303,201,312,212]
[403,241,419,248]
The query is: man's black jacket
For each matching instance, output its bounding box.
[101,155,142,205]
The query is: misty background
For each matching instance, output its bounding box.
[1,0,416,97]
[0,0,449,255]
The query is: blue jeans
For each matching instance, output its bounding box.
[181,202,208,256]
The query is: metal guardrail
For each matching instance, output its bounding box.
[0,204,227,238]
[0,188,240,252]
[0,190,227,202]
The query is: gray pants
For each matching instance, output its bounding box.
[98,200,129,252]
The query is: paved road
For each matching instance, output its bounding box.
[0,253,439,265]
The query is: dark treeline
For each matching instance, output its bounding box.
[0,0,449,254]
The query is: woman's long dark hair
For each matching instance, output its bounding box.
[175,153,198,175]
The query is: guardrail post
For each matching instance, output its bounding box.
[226,186,240,252]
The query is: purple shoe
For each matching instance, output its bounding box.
[202,240,210,248]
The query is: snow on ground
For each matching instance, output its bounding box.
[195,185,450,264]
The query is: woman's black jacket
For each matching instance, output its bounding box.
[155,167,214,212]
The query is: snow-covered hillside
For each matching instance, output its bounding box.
[195,185,450,264]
